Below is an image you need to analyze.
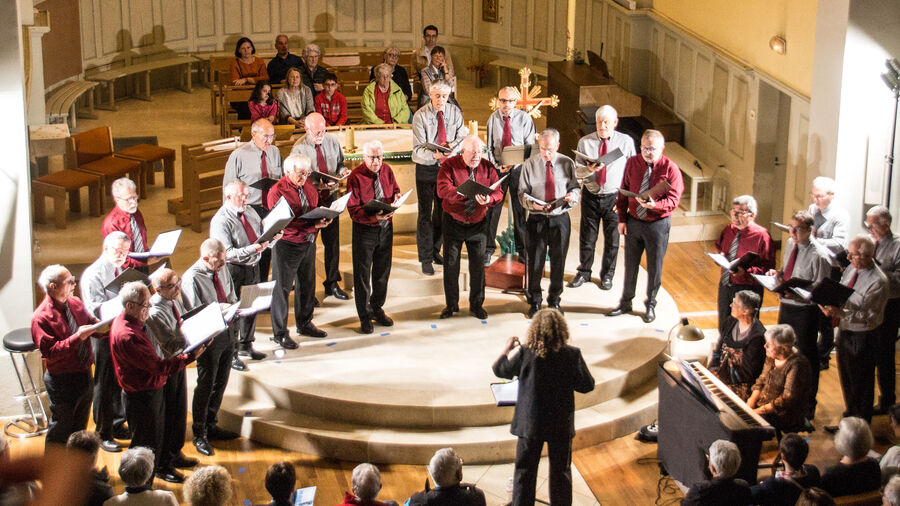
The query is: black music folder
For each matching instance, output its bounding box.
[104,268,151,295]
[619,180,672,201]
[750,274,813,295]
[456,175,507,198]
[249,177,279,194]
[790,277,855,307]
[257,197,293,244]
[362,189,413,214]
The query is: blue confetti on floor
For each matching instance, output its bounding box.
[238,467,246,473]
[430,324,437,329]
[481,320,487,324]
[244,411,252,416]
[580,323,589,326]
[243,499,252,505]
[655,328,665,333]
[326,342,337,346]
[380,332,390,336]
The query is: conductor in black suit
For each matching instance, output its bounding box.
[492,309,595,506]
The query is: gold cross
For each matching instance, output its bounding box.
[489,67,559,118]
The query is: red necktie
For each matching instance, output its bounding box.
[783,245,799,280]
[596,138,609,187]
[436,111,447,145]
[501,116,512,147]
[260,150,269,179]
[315,144,327,173]
[545,160,556,202]
[212,272,227,303]
[172,304,182,328]
[238,212,259,243]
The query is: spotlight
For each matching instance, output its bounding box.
[769,35,786,55]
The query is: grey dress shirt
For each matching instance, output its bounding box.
[146,293,188,359]
[411,103,468,166]
[518,153,581,216]
[275,86,315,123]
[875,232,900,299]
[289,133,347,176]
[485,108,536,166]
[223,142,284,206]
[574,130,637,195]
[839,265,888,331]
[779,238,832,307]
[80,256,119,317]
[181,259,238,311]
[807,202,849,255]
[210,204,264,266]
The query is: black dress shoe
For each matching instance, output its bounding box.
[172,454,199,468]
[207,426,239,440]
[607,304,632,317]
[470,306,488,320]
[326,285,350,300]
[483,256,493,267]
[238,347,267,360]
[299,323,327,338]
[272,335,299,350]
[568,273,589,288]
[372,311,394,327]
[527,303,541,318]
[422,262,435,276]
[231,355,248,371]
[155,468,185,484]
[642,307,656,323]
[600,277,613,290]
[439,306,456,319]
[433,253,444,265]
[100,439,122,453]
[548,302,564,314]
[360,319,374,334]
[193,436,214,456]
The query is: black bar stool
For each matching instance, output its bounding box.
[2,328,48,438]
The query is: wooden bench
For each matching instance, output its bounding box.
[32,169,102,229]
[87,55,197,111]
[45,80,98,129]
[219,83,284,136]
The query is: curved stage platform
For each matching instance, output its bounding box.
[193,237,679,465]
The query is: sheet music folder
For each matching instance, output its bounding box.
[455,175,507,198]
[790,277,855,307]
[705,251,759,272]
[128,229,182,259]
[619,180,672,201]
[299,193,351,220]
[181,303,227,353]
[362,189,413,214]
[499,145,533,166]
[249,178,279,193]
[257,197,293,244]
[490,380,518,406]
[750,274,813,294]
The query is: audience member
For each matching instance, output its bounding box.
[681,439,751,505]
[750,433,820,506]
[369,46,411,100]
[407,448,486,506]
[264,461,296,506]
[249,80,277,123]
[276,67,315,127]
[492,309,595,506]
[101,177,153,271]
[820,417,881,497]
[230,36,268,120]
[103,447,178,505]
[67,431,114,506]
[299,44,329,97]
[419,46,458,108]
[182,465,233,506]
[415,25,454,75]
[0,434,38,505]
[336,463,398,506]
[866,205,900,415]
[881,404,900,482]
[315,73,347,126]
[746,324,812,432]
[362,63,411,125]
[708,290,766,401]
[0,444,93,506]
[266,34,302,85]
[885,475,900,506]
[795,487,835,506]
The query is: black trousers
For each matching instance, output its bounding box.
[442,215,488,309]
[577,191,619,281]
[876,297,900,408]
[252,205,273,283]
[271,239,316,338]
[415,164,443,263]
[43,370,92,446]
[91,337,126,440]
[485,166,526,256]
[778,303,822,418]
[159,369,187,469]
[513,436,573,506]
[228,262,259,349]
[124,387,164,467]
[718,283,764,335]
[319,210,342,289]
[191,329,232,437]
[352,222,393,321]
[837,328,878,423]
[525,213,570,306]
[620,215,670,308]
[818,266,843,363]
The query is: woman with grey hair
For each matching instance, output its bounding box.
[885,475,900,506]
[182,465,233,506]
[103,447,178,505]
[407,448,486,505]
[820,417,881,497]
[682,439,751,505]
[299,44,329,96]
[368,46,412,100]
[335,463,398,506]
[746,324,812,432]
[708,289,766,400]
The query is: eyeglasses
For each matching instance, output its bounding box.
[810,192,830,200]
[498,98,517,103]
[261,134,276,140]
[789,225,810,232]
[640,146,658,152]
[364,154,384,160]
[116,195,139,203]
[158,279,181,290]
[60,277,77,285]
[129,301,151,309]
[730,209,751,217]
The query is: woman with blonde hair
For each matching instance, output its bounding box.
[492,309,595,506]
[276,67,315,127]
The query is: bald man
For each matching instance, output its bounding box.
[436,135,505,320]
[290,113,351,300]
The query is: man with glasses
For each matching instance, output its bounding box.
[347,141,402,334]
[266,34,302,85]
[437,135,504,320]
[712,195,774,334]
[766,210,831,421]
[608,129,684,323]
[415,25,454,76]
[369,46,412,101]
[300,44,329,97]
[80,231,132,453]
[485,86,535,265]
[32,265,98,446]
[102,177,156,272]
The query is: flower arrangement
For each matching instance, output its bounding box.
[466,61,490,87]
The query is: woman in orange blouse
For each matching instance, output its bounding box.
[229,37,268,120]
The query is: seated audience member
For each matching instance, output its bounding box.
[315,73,347,126]
[795,487,835,506]
[249,80,277,124]
[0,444,93,506]
[0,434,38,505]
[820,417,881,497]
[708,290,766,401]
[103,447,178,506]
[882,404,900,482]
[746,324,812,432]
[183,465,233,506]
[408,448,485,506]
[369,47,412,101]
[264,462,296,506]
[336,463,399,506]
[885,475,900,506]
[67,431,114,506]
[230,37,268,120]
[419,46,458,109]
[266,34,302,85]
[299,44,329,97]
[277,67,314,127]
[681,439,751,505]
[362,63,411,125]
[750,433,820,506]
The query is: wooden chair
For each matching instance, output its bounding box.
[833,489,883,505]
[114,144,177,189]
[66,126,143,208]
[31,169,101,229]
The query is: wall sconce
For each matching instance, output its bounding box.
[769,35,786,55]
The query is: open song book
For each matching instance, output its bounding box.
[300,192,352,221]
[620,180,672,201]
[257,197,293,244]
[456,175,507,198]
[705,251,759,272]
[362,189,413,215]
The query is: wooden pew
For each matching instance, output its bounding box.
[220,83,285,136]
